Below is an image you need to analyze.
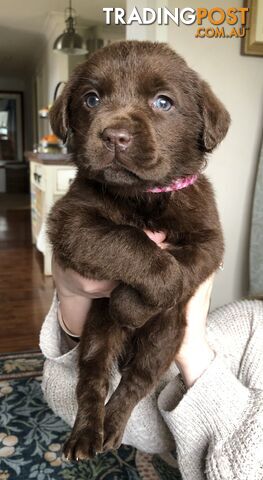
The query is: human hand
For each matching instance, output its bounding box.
[175,274,215,388]
[143,229,167,249]
[52,257,118,337]
[53,229,168,336]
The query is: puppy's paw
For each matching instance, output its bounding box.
[63,428,103,461]
[103,413,125,452]
[110,284,155,328]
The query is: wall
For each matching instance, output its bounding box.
[126,0,263,309]
[35,13,69,139]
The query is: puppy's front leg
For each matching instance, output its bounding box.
[49,205,181,327]
[166,228,224,302]
[109,283,162,328]
[63,298,127,461]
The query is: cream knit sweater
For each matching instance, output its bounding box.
[40,297,263,480]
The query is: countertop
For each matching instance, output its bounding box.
[25,151,72,166]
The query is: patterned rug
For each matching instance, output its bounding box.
[0,352,182,480]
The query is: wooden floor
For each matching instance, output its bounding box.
[0,194,54,353]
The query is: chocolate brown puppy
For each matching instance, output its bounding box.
[48,41,229,461]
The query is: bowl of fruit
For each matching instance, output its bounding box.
[38,134,63,153]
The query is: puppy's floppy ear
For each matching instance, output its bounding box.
[49,86,69,144]
[201,81,230,152]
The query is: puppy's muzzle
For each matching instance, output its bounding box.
[102,128,132,152]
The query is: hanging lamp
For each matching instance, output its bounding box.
[53,0,88,55]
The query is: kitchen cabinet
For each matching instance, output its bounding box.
[26,152,76,275]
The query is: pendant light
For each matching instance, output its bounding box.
[53,0,88,55]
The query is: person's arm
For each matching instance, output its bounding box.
[52,256,118,337]
[157,280,263,480]
[175,275,215,388]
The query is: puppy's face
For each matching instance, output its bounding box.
[50,41,230,192]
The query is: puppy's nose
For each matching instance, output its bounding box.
[102,128,132,151]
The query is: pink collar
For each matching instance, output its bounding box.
[146,174,198,193]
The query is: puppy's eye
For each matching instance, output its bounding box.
[152,95,173,111]
[84,92,100,108]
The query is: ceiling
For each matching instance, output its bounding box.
[0,0,126,77]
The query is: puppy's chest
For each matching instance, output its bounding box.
[104,196,173,231]
[122,210,160,230]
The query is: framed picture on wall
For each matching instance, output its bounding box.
[0,91,24,162]
[242,0,263,56]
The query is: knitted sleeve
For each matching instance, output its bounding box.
[158,300,263,480]
[39,293,80,426]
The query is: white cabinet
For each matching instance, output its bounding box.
[27,154,77,275]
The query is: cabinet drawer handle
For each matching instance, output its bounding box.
[34,173,42,182]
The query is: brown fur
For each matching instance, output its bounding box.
[47,41,230,460]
